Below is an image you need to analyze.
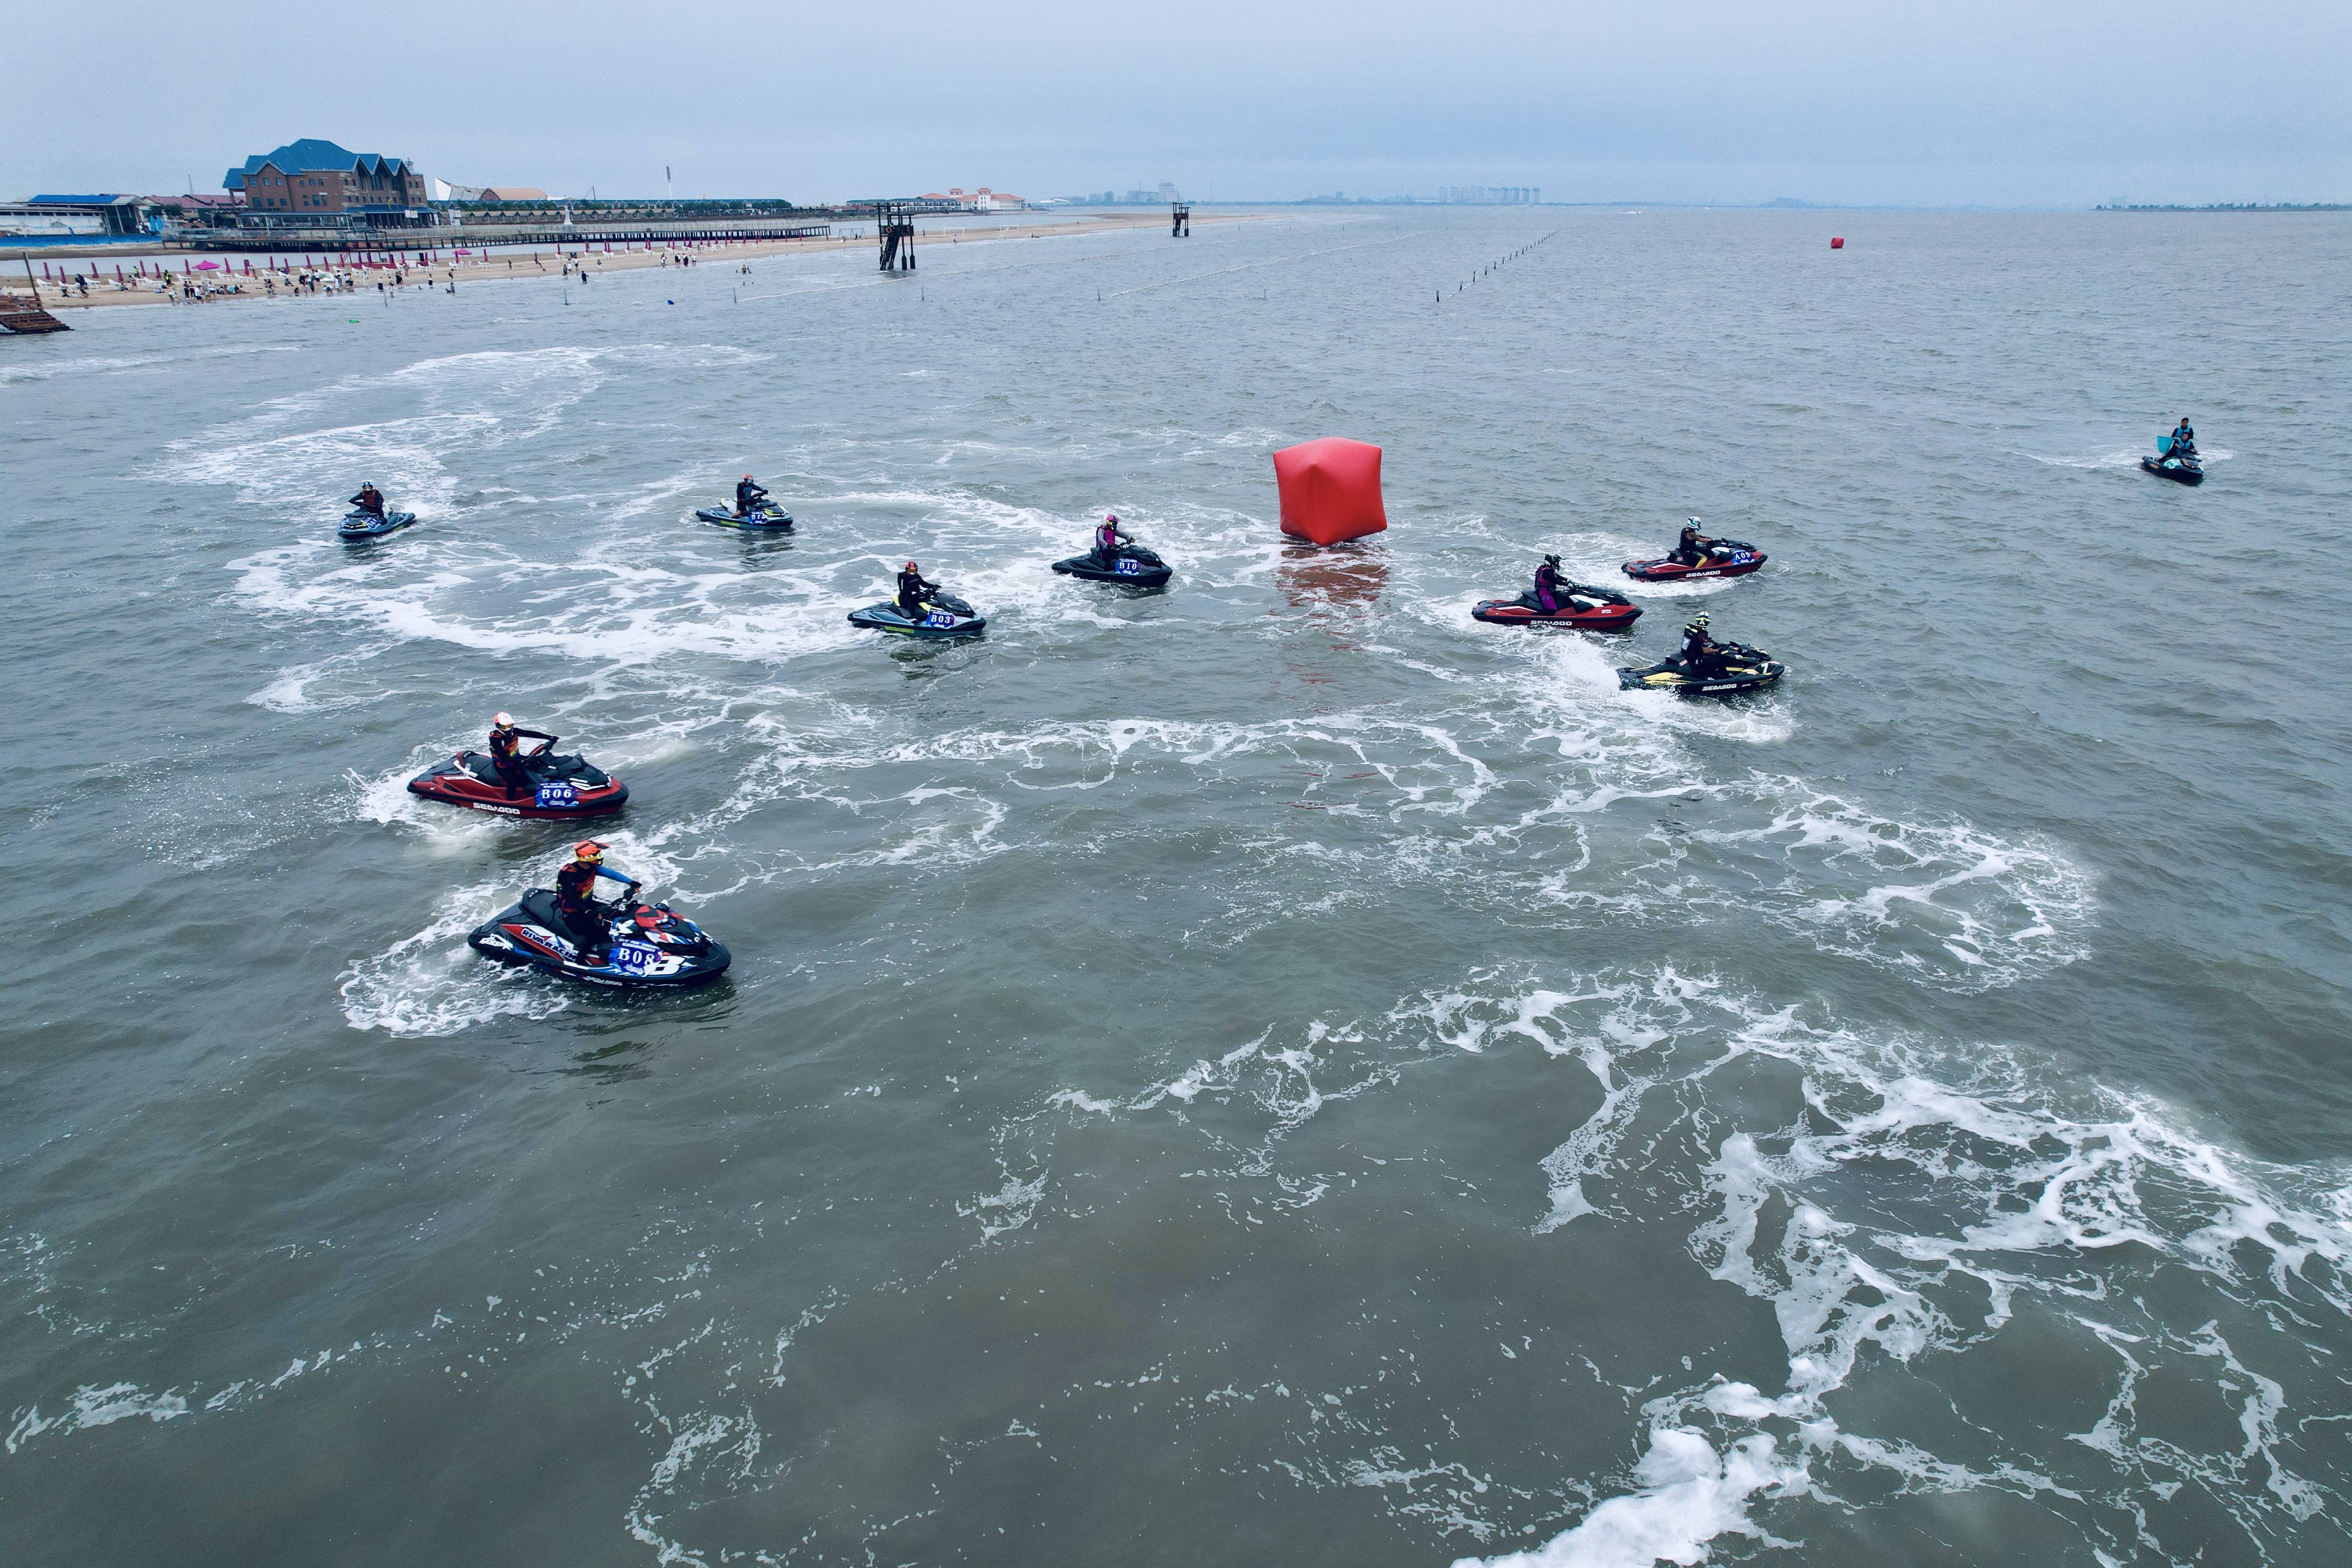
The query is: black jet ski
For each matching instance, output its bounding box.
[407,741,628,818]
[847,589,987,638]
[468,888,730,989]
[1618,640,1785,696]
[339,509,418,541]
[2140,453,2203,486]
[1052,544,1172,587]
[1472,582,1640,631]
[695,501,795,530]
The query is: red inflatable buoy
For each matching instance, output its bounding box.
[1273,438,1387,547]
[1830,236,1845,249]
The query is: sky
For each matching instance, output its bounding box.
[9,0,2349,207]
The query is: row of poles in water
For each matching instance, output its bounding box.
[1439,230,1559,303]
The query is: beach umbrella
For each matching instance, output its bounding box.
[195,260,221,270]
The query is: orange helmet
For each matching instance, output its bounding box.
[573,840,605,861]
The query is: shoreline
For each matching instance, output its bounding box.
[4,213,1254,314]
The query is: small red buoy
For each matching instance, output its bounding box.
[1830,236,1845,249]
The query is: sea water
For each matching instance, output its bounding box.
[2,207,2349,1565]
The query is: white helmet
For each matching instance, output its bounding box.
[493,712,513,727]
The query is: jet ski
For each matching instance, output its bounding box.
[1053,543,1173,588]
[1617,640,1785,696]
[695,501,795,530]
[339,509,418,541]
[407,741,628,818]
[1623,539,1765,581]
[2140,453,2203,486]
[1472,581,1640,631]
[847,590,987,638]
[468,888,729,989]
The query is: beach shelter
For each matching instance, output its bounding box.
[1273,438,1387,546]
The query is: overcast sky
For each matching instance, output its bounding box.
[10,0,2348,206]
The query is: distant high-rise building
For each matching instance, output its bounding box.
[1438,186,1540,205]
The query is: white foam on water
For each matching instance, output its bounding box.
[335,876,573,1036]
[0,341,302,386]
[4,1381,190,1454]
[1455,1429,1805,1568]
[1434,968,2352,1567]
[1679,781,2095,989]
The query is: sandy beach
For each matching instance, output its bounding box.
[5,211,1250,313]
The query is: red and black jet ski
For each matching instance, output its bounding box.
[468,890,729,988]
[1623,539,1766,582]
[1472,581,1640,631]
[406,741,628,818]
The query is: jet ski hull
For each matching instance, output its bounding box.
[339,510,417,541]
[1472,589,1640,631]
[1623,541,1765,581]
[848,591,986,638]
[695,504,795,530]
[407,751,628,818]
[2140,457,2203,486]
[1053,548,1172,588]
[469,890,730,989]
[1617,654,1785,696]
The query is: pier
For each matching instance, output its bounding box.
[875,203,916,273]
[181,220,834,254]
[1,263,70,333]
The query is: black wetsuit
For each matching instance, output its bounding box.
[1679,628,1721,674]
[897,569,940,616]
[737,481,769,515]
[489,724,556,793]
[1670,529,1714,567]
[554,860,636,958]
[349,488,387,519]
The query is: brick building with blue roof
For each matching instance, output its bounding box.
[224,140,428,215]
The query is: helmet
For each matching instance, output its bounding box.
[904,560,919,572]
[1105,513,1119,524]
[493,711,513,728]
[1543,554,1561,567]
[743,473,753,480]
[1690,612,1711,630]
[573,840,605,861]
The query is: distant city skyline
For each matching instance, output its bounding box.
[6,0,2347,209]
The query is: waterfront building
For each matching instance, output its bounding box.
[917,187,1025,212]
[224,139,428,216]
[6,195,161,237]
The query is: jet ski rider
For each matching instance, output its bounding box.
[896,560,940,617]
[1678,612,1727,674]
[554,840,639,963]
[735,474,770,517]
[1533,554,1568,611]
[349,483,387,519]
[488,711,557,795]
[2169,418,2196,459]
[1092,513,1134,564]
[1669,520,1719,567]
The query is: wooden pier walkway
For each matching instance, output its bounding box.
[184,221,835,254]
